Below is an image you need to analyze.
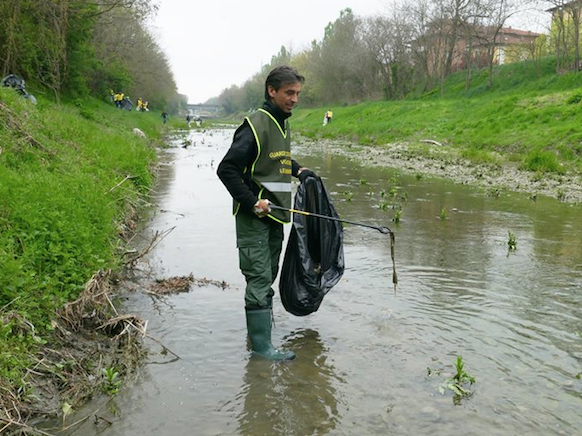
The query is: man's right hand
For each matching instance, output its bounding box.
[253,199,271,218]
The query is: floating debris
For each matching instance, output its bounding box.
[149,273,229,295]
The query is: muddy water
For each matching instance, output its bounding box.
[71,128,582,436]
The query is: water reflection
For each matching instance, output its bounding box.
[236,329,341,436]
[67,131,582,436]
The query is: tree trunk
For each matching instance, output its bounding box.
[2,0,22,76]
[573,8,581,71]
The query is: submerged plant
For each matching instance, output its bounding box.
[507,231,517,250]
[359,178,368,185]
[392,206,402,223]
[102,367,121,396]
[342,191,354,201]
[426,367,442,377]
[440,207,448,220]
[439,356,476,402]
[487,187,501,198]
[378,200,390,211]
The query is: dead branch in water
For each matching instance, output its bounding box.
[0,412,58,436]
[58,270,114,331]
[123,226,176,266]
[147,273,230,296]
[98,313,181,361]
[99,314,145,339]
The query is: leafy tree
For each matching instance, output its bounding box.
[0,0,182,110]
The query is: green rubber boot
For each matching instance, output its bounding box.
[245,308,295,361]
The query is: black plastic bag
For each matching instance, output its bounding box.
[1,74,37,104]
[279,176,344,316]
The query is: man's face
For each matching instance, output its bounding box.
[268,82,302,113]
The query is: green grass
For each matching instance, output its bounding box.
[0,89,163,388]
[293,56,582,174]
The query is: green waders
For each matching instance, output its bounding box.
[236,212,295,360]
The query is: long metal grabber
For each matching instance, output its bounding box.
[270,204,398,285]
[270,205,393,235]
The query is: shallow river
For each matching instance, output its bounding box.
[71,127,582,436]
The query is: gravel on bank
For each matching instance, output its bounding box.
[296,138,582,205]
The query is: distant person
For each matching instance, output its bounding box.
[217,66,317,361]
[322,111,328,126]
[143,101,149,111]
[195,116,202,127]
[136,97,143,111]
[186,114,192,127]
[122,95,133,111]
[326,109,333,124]
[161,110,168,124]
[114,92,123,108]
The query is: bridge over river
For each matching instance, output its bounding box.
[185,103,222,118]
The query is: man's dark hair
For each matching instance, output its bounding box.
[264,66,305,100]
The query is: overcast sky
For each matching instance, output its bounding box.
[152,0,390,104]
[152,0,549,104]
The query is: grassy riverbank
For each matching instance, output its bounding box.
[0,89,165,422]
[293,56,582,176]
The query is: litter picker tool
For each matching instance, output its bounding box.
[270,205,398,284]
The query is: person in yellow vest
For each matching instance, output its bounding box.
[136,97,143,111]
[217,66,317,361]
[326,109,333,123]
[114,92,124,109]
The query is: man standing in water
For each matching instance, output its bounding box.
[217,66,316,361]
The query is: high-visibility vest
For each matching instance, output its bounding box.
[234,108,292,223]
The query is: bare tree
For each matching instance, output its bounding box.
[470,0,526,88]
[0,0,22,76]
[407,0,476,94]
[313,8,377,104]
[541,0,575,72]
[408,0,440,92]
[361,9,415,99]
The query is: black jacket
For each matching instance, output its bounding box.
[217,101,301,213]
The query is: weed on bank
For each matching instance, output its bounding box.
[0,89,161,396]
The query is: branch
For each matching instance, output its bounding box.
[421,139,443,146]
[123,226,176,266]
[107,174,136,193]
